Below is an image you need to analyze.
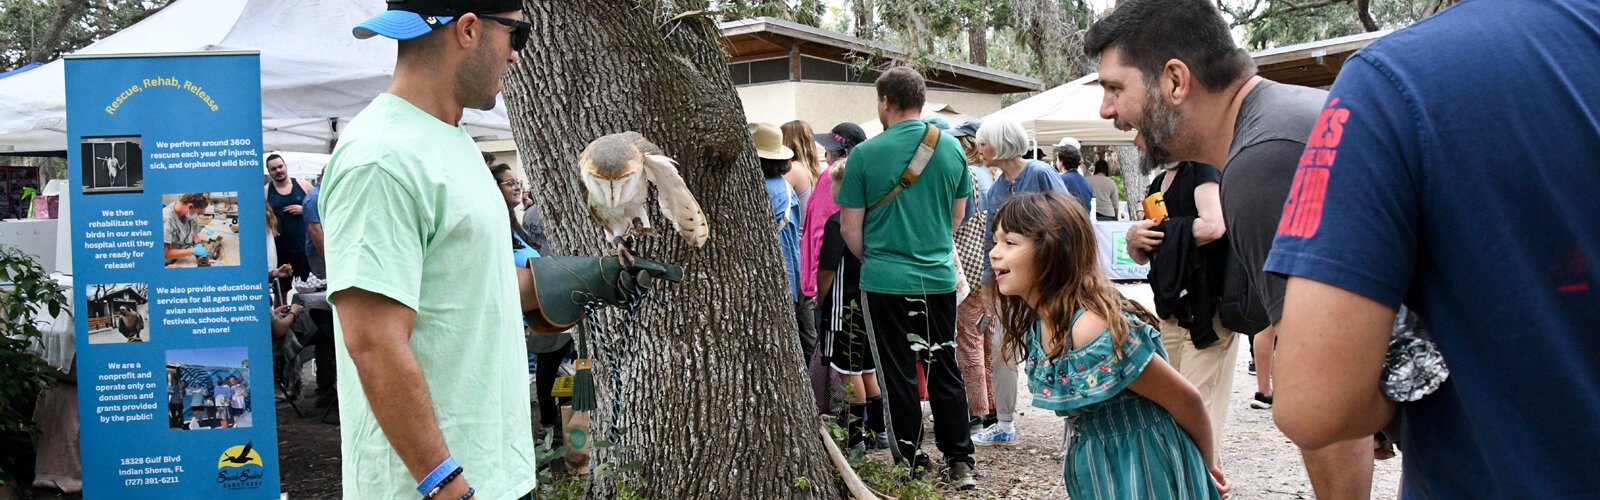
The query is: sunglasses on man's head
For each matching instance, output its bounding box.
[476,14,531,51]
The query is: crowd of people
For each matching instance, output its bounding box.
[170,375,251,430]
[285,0,1600,498]
[733,0,1600,497]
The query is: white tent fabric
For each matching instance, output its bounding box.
[982,73,1134,147]
[0,0,514,154]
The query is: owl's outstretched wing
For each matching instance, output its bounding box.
[640,153,709,248]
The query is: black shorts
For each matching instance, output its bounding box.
[823,297,875,375]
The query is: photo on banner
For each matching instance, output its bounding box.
[80,135,144,194]
[85,282,149,344]
[165,347,252,431]
[161,191,240,268]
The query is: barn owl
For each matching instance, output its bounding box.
[579,132,709,254]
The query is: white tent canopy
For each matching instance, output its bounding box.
[0,0,514,154]
[982,73,1134,147]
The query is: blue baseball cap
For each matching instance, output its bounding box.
[353,0,521,40]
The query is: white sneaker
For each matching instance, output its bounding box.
[970,424,1018,446]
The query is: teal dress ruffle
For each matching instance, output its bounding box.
[1024,309,1220,500]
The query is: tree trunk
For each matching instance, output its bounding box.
[1114,145,1149,216]
[26,0,86,63]
[967,24,988,66]
[852,0,874,37]
[504,2,839,498]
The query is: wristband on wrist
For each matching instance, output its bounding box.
[417,456,461,498]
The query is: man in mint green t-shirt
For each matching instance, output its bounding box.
[837,66,977,489]
[324,3,537,499]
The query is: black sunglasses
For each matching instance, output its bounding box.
[476,14,531,52]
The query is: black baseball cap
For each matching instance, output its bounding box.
[813,122,868,154]
[354,0,523,40]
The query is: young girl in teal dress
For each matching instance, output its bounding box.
[987,192,1230,499]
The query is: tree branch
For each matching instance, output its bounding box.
[1355,0,1378,31]
[26,0,86,63]
[1232,0,1348,28]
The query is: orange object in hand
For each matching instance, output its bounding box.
[1142,191,1168,222]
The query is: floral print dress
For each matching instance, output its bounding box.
[1025,309,1219,500]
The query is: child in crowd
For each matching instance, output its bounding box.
[987,192,1229,498]
[816,163,887,452]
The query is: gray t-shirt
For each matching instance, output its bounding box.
[1087,174,1120,218]
[163,203,197,249]
[1219,80,1328,323]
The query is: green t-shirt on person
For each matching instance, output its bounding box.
[321,93,536,500]
[836,119,973,295]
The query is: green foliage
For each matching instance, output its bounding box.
[533,413,648,499]
[709,0,828,26]
[0,245,68,435]
[1225,0,1460,50]
[0,0,174,72]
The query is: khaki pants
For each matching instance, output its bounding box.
[1159,315,1238,458]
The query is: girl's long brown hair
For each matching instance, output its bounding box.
[988,192,1157,362]
[781,120,821,181]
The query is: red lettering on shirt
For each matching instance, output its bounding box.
[1279,167,1330,238]
[1278,99,1350,239]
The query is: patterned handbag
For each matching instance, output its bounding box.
[953,169,988,290]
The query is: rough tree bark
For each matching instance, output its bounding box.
[503,2,839,498]
[967,24,988,66]
[1114,145,1149,215]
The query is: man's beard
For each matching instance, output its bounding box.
[1136,89,1182,170]
[456,45,502,111]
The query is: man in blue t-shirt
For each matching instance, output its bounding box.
[1052,138,1093,214]
[1265,2,1600,497]
[303,179,324,277]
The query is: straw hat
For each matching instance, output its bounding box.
[748,122,795,160]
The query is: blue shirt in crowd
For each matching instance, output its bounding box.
[1264,1,1600,497]
[765,176,802,300]
[511,231,540,268]
[981,160,1065,281]
[962,164,996,224]
[302,185,320,258]
[1058,169,1093,215]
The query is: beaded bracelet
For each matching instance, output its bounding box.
[458,487,475,500]
[424,466,465,499]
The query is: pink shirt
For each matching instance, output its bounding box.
[800,163,841,297]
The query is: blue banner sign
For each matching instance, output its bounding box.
[67,51,280,499]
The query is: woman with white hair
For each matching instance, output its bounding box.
[962,118,1070,446]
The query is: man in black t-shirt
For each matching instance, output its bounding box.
[1086,0,1374,495]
